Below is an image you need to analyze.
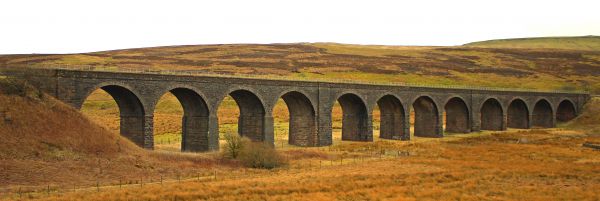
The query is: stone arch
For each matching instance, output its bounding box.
[556,99,577,122]
[412,96,441,137]
[83,84,148,148]
[156,87,210,152]
[226,89,266,142]
[272,88,317,115]
[480,98,504,131]
[337,93,371,141]
[78,82,148,110]
[444,97,470,133]
[279,91,317,146]
[532,99,553,128]
[507,98,529,129]
[376,94,406,140]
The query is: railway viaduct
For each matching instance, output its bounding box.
[6,68,590,152]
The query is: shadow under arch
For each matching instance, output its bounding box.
[376,94,406,140]
[532,99,553,128]
[412,96,441,137]
[444,97,470,133]
[507,99,529,129]
[480,98,504,131]
[556,99,577,122]
[83,84,148,148]
[156,87,210,152]
[337,93,371,141]
[278,91,317,146]
[225,89,267,142]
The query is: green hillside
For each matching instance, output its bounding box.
[464,36,600,51]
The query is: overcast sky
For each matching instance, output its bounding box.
[1,0,599,54]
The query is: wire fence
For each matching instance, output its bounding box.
[0,64,589,94]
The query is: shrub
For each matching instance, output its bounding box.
[223,133,245,159]
[238,141,286,169]
[0,78,42,99]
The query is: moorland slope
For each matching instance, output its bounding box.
[1,36,599,93]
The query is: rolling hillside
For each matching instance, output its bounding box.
[464,36,600,51]
[1,37,599,94]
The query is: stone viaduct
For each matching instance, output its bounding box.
[6,68,590,152]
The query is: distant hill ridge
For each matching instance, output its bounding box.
[463,36,600,51]
[1,36,600,94]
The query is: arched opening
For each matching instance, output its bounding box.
[557,100,576,122]
[81,85,147,148]
[154,88,209,152]
[445,97,470,133]
[331,101,343,144]
[277,91,316,146]
[217,96,240,145]
[377,95,405,140]
[221,90,266,142]
[532,99,553,128]
[507,99,529,129]
[412,96,441,137]
[480,98,503,131]
[81,89,120,133]
[152,93,183,151]
[272,98,289,148]
[337,94,371,141]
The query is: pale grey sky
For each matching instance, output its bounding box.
[1,0,599,54]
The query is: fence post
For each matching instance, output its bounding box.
[96,181,99,192]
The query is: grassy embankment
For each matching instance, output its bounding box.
[0,80,233,193]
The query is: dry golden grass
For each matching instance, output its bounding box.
[2,79,600,200]
[15,128,600,201]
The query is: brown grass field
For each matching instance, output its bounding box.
[40,129,600,200]
[1,79,600,200]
